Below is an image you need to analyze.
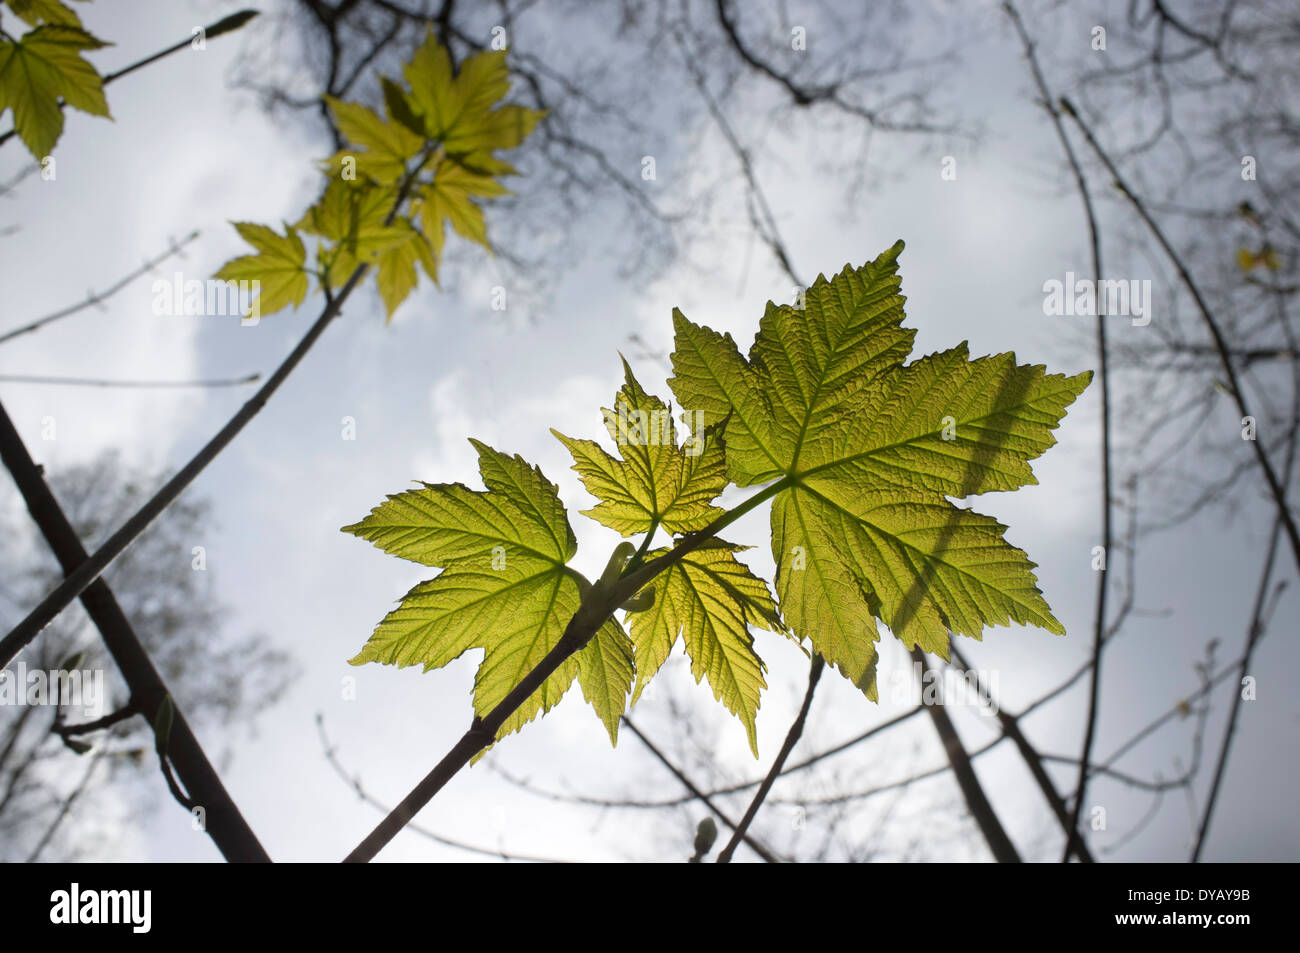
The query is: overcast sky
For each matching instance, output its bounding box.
[1,0,1296,862]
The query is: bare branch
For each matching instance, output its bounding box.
[913,648,1020,862]
[0,232,202,347]
[316,715,572,862]
[0,13,260,150]
[0,399,270,861]
[716,653,823,863]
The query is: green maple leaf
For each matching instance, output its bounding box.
[553,358,728,537]
[324,94,424,186]
[5,0,86,28]
[401,29,545,156]
[627,541,784,756]
[212,222,309,319]
[554,362,789,753]
[414,155,509,259]
[350,242,1087,755]
[294,178,433,317]
[381,75,425,138]
[576,617,636,744]
[297,180,410,269]
[220,33,537,322]
[344,440,632,743]
[370,218,439,317]
[669,240,1091,697]
[0,22,109,158]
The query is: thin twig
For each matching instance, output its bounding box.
[1060,98,1300,572]
[0,232,201,346]
[784,643,1269,810]
[54,704,137,743]
[0,13,260,150]
[716,653,823,863]
[1190,277,1300,861]
[949,644,1094,862]
[342,476,794,862]
[316,715,572,863]
[675,27,803,289]
[622,715,780,864]
[0,141,441,669]
[0,373,260,389]
[1000,1,1115,866]
[491,705,925,811]
[24,747,104,862]
[711,0,952,134]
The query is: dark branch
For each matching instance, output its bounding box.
[716,653,823,863]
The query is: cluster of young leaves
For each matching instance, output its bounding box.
[0,0,110,159]
[345,241,1091,754]
[552,362,791,755]
[214,29,544,321]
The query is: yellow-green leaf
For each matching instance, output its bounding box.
[381,75,425,139]
[324,94,424,185]
[576,618,635,744]
[553,358,727,537]
[296,178,411,288]
[212,222,309,318]
[449,103,544,154]
[344,440,576,568]
[345,440,630,743]
[0,23,109,158]
[291,34,538,318]
[5,0,85,28]
[668,310,784,486]
[354,556,583,739]
[401,29,545,155]
[370,220,432,318]
[415,154,511,258]
[627,540,783,756]
[670,241,1090,693]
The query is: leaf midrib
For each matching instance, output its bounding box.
[787,376,1082,485]
[782,282,904,471]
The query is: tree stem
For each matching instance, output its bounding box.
[0,398,270,861]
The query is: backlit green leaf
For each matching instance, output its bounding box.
[345,440,630,742]
[5,0,85,28]
[351,240,1088,755]
[414,155,509,257]
[212,222,308,318]
[324,94,423,185]
[0,22,109,158]
[627,541,783,756]
[401,31,545,156]
[553,359,727,537]
[218,32,538,323]
[577,618,635,745]
[670,241,1090,693]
